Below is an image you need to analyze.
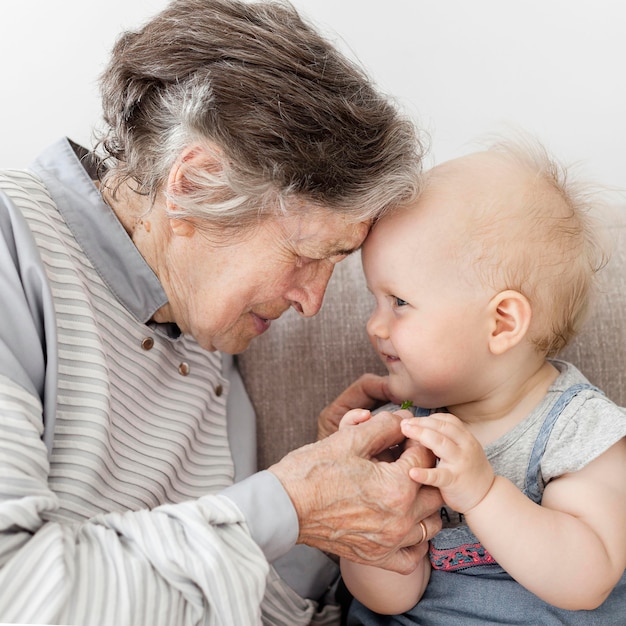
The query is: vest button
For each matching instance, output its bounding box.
[141,337,154,350]
[178,362,190,376]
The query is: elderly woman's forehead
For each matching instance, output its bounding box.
[276,211,369,253]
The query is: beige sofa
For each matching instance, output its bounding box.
[239,206,626,471]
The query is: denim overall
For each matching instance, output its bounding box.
[348,384,626,625]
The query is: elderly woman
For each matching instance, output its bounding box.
[0,1,441,624]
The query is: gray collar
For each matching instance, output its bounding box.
[30,138,178,336]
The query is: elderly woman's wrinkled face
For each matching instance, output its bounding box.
[158,210,369,354]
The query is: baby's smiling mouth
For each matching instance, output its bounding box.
[381,350,400,363]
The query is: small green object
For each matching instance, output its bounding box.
[400,400,413,410]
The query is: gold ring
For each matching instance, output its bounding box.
[418,520,428,545]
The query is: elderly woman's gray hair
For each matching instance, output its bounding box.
[97,0,425,229]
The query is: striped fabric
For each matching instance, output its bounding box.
[0,170,340,625]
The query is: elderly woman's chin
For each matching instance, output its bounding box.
[203,312,273,354]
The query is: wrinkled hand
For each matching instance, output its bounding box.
[339,407,436,464]
[270,411,443,574]
[401,413,495,514]
[318,373,391,439]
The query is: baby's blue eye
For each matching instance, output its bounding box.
[394,297,408,307]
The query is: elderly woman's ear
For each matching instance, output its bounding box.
[166,143,223,200]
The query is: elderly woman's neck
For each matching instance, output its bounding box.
[100,179,173,306]
[100,179,156,239]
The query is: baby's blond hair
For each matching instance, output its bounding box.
[461,136,609,357]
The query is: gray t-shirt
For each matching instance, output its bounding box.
[437,359,626,528]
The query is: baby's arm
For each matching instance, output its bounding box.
[341,552,431,615]
[402,414,626,610]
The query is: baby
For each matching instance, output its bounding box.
[338,137,626,624]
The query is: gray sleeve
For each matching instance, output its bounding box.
[223,473,341,613]
[543,392,626,481]
[221,470,299,562]
[0,188,49,396]
[0,187,59,454]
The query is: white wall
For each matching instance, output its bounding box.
[1,0,624,192]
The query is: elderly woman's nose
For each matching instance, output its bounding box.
[289,260,335,317]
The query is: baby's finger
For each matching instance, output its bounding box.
[409,466,454,490]
[401,417,461,462]
[339,408,372,429]
[408,412,465,434]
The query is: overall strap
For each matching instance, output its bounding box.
[411,405,436,417]
[524,382,601,503]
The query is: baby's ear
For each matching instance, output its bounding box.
[487,290,531,355]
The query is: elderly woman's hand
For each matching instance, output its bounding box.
[271,410,443,574]
[317,373,392,439]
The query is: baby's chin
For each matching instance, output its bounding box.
[386,385,415,407]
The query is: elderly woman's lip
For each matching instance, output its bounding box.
[251,312,272,334]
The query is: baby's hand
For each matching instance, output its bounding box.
[401,413,495,514]
[338,408,372,430]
